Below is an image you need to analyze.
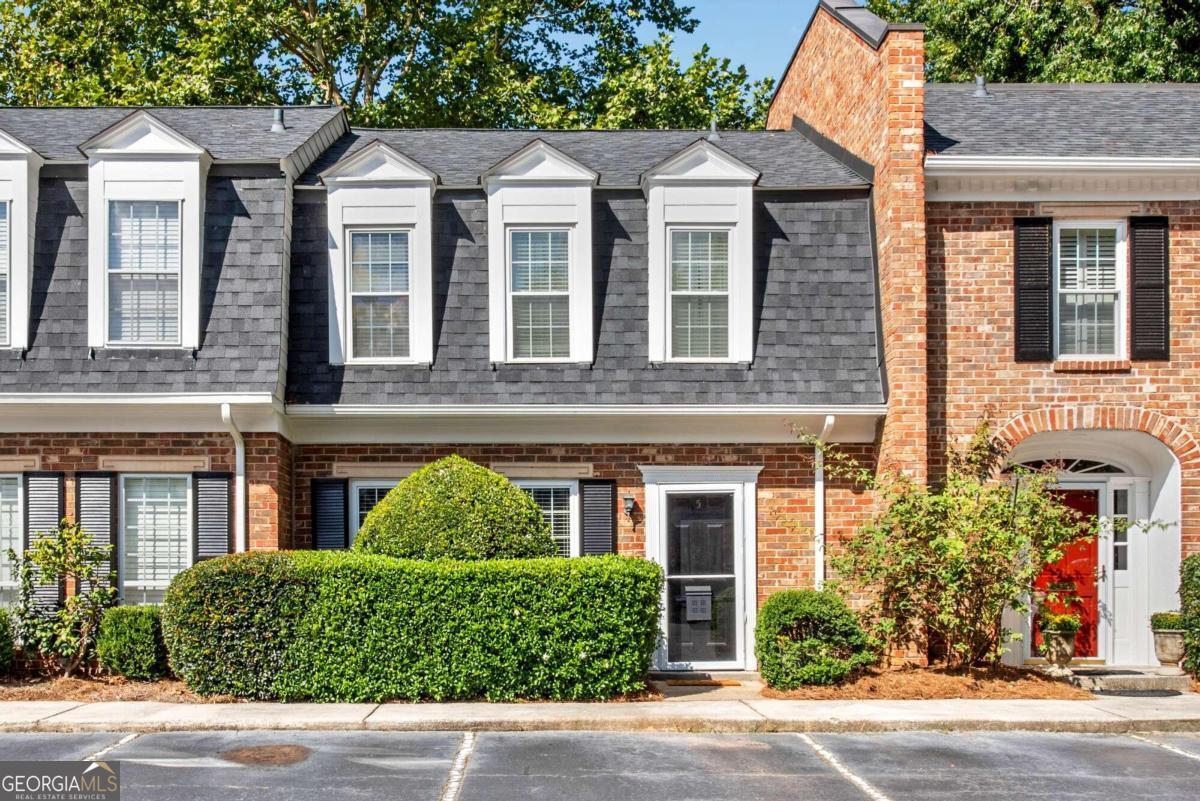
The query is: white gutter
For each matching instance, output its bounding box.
[284,403,888,418]
[924,155,1200,176]
[220,403,248,553]
[0,392,278,406]
[813,414,836,590]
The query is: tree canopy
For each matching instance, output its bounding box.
[0,0,772,129]
[870,0,1200,83]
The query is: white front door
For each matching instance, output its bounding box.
[641,466,759,671]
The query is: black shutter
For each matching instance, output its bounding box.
[1130,216,1170,361]
[580,479,617,556]
[75,473,117,588]
[1014,217,1054,362]
[193,473,233,561]
[23,472,64,607]
[312,478,348,550]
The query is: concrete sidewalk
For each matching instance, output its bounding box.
[3,693,1200,734]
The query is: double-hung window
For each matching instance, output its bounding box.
[120,475,190,604]
[349,230,411,360]
[0,202,9,347]
[107,200,181,346]
[514,480,579,557]
[1055,222,1125,358]
[670,229,730,360]
[0,475,20,605]
[349,479,398,542]
[509,229,570,360]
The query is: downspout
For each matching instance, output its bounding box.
[813,414,836,590]
[220,403,247,553]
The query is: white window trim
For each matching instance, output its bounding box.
[513,478,581,557]
[0,200,9,348]
[505,225,575,363]
[0,131,43,351]
[321,142,435,367]
[118,473,193,603]
[665,225,735,363]
[0,472,23,596]
[103,199,184,348]
[1052,219,1127,360]
[344,227,416,363]
[349,478,403,543]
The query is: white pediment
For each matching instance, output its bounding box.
[79,110,208,157]
[642,139,760,185]
[0,128,39,160]
[483,140,597,184]
[320,140,437,184]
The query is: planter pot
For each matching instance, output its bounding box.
[1042,630,1076,671]
[1153,629,1186,676]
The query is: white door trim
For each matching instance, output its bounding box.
[640,465,759,671]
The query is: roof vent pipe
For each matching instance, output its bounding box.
[973,75,990,98]
[271,107,286,132]
[707,116,720,141]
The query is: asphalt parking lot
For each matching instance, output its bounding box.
[3,729,1200,801]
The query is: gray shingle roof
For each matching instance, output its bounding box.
[299,128,868,188]
[0,106,344,161]
[925,83,1200,158]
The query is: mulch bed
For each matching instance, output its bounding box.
[761,666,1093,701]
[0,675,233,703]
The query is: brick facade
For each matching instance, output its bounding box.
[768,8,928,479]
[291,442,876,603]
[245,433,294,550]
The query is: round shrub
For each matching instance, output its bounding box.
[0,609,12,676]
[354,455,556,560]
[97,606,168,680]
[162,552,312,698]
[755,589,876,688]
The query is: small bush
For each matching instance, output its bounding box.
[162,551,662,701]
[1151,611,1184,631]
[96,606,168,680]
[755,590,876,688]
[1182,555,1200,675]
[354,455,557,560]
[1039,612,1081,634]
[0,609,12,676]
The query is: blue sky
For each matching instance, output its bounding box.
[655,1,820,86]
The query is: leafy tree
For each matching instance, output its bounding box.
[0,1,772,129]
[807,421,1107,668]
[869,0,1200,83]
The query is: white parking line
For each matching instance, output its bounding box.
[1129,734,1200,762]
[797,733,892,801]
[439,732,476,801]
[84,733,139,761]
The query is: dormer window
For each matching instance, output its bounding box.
[484,140,597,364]
[81,111,210,350]
[320,140,436,366]
[642,140,759,364]
[0,127,43,351]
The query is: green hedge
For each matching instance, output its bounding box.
[162,551,662,702]
[1182,554,1200,676]
[96,606,169,680]
[0,609,12,676]
[354,455,557,560]
[754,589,876,688]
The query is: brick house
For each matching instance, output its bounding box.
[0,0,1193,671]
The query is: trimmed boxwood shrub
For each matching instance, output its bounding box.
[0,609,12,676]
[1182,554,1200,675]
[755,589,876,688]
[354,455,557,560]
[97,606,169,680]
[162,551,662,701]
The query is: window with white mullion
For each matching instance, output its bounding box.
[349,230,411,360]
[509,229,570,360]
[121,475,190,605]
[350,480,400,542]
[0,202,9,347]
[0,474,20,604]
[1055,223,1123,358]
[107,200,181,345]
[514,480,578,557]
[670,229,730,359]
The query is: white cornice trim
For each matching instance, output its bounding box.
[284,403,888,418]
[0,392,279,406]
[925,155,1200,176]
[638,465,763,483]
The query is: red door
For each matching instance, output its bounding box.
[1033,489,1099,658]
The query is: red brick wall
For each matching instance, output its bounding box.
[768,8,928,479]
[927,200,1200,552]
[292,442,876,605]
[246,433,294,550]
